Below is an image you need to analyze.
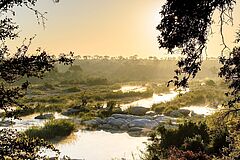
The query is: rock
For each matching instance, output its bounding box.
[113,107,123,113]
[83,119,101,126]
[128,106,149,116]
[178,109,191,117]
[120,124,129,130]
[169,109,192,118]
[0,120,15,127]
[128,127,144,136]
[154,115,167,122]
[62,108,81,116]
[95,117,104,124]
[34,113,54,119]
[106,117,128,127]
[111,114,140,121]
[128,119,158,129]
[169,110,184,117]
[128,127,143,132]
[100,123,113,130]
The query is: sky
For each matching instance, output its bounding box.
[8,0,240,58]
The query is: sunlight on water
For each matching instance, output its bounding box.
[180,106,217,116]
[0,113,68,131]
[113,85,147,93]
[55,130,148,160]
[121,92,178,110]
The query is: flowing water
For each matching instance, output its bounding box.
[120,87,189,110]
[180,106,218,116]
[113,85,147,93]
[121,91,178,110]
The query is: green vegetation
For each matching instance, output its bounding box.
[144,121,230,160]
[152,82,227,115]
[25,119,76,141]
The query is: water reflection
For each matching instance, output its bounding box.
[0,112,68,131]
[113,85,147,93]
[180,106,217,116]
[121,91,178,110]
[56,130,148,160]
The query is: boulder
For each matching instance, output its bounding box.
[128,119,158,129]
[128,127,143,132]
[154,115,168,122]
[83,119,101,126]
[128,106,149,116]
[106,117,128,127]
[111,114,140,121]
[178,109,191,117]
[100,123,114,130]
[169,110,184,117]
[61,108,81,116]
[0,120,15,127]
[120,124,129,130]
[34,113,54,119]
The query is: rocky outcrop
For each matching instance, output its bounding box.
[34,113,54,119]
[61,108,81,116]
[128,106,149,116]
[83,114,177,136]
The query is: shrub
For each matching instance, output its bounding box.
[0,129,59,159]
[86,77,108,85]
[168,147,210,160]
[63,87,81,93]
[25,119,76,141]
[183,135,205,152]
[205,80,216,86]
[211,127,230,154]
[144,121,210,159]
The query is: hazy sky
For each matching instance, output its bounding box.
[9,0,240,58]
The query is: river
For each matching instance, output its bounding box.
[0,85,216,159]
[0,114,148,160]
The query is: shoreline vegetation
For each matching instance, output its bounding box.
[25,119,76,142]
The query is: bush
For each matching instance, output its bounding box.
[183,135,205,152]
[205,80,216,86]
[86,77,108,85]
[211,127,230,154]
[168,147,210,160]
[63,87,81,93]
[25,119,76,141]
[144,121,210,159]
[0,129,59,159]
[162,122,209,148]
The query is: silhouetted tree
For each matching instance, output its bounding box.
[153,1,240,159]
[157,0,239,109]
[0,0,73,159]
[0,0,73,117]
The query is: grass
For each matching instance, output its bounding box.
[25,119,76,141]
[152,84,227,115]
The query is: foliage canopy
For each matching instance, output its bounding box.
[0,0,72,159]
[157,0,239,109]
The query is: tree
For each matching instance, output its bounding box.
[157,0,239,109]
[0,0,73,158]
[68,65,82,73]
[0,0,73,117]
[150,1,240,159]
[0,129,60,159]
